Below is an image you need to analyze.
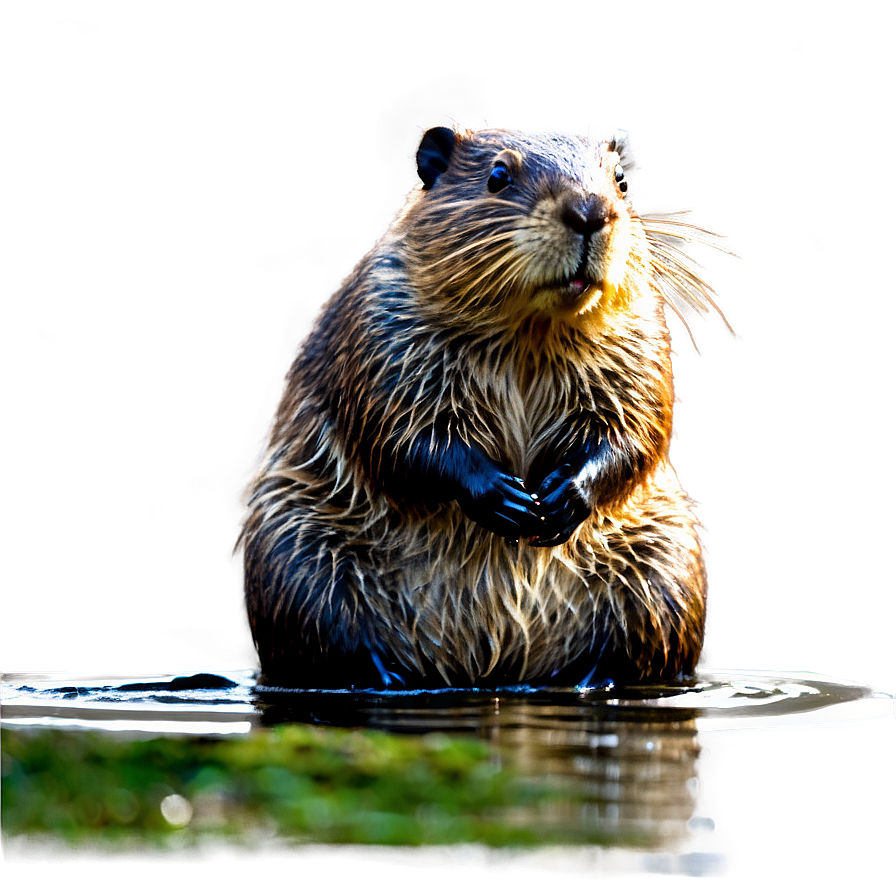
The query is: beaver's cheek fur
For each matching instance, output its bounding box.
[240,125,720,690]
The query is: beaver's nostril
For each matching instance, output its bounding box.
[560,194,610,236]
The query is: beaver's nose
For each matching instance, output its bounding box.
[560,193,610,237]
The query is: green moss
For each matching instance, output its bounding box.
[1,724,617,849]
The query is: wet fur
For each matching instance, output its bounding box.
[241,127,714,688]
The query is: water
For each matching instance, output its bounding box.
[3,668,893,883]
[3,669,876,733]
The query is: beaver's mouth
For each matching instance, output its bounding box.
[555,254,593,299]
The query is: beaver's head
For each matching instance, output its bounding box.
[405,127,642,326]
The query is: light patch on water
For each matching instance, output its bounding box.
[1,670,258,736]
[696,694,896,732]
[1,715,254,737]
[160,794,193,828]
[649,677,817,709]
[697,666,876,688]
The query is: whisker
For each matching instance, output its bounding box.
[638,211,719,237]
[654,268,706,320]
[643,213,734,333]
[641,226,731,255]
[657,285,700,351]
[647,234,708,271]
[444,222,520,242]
[416,232,518,272]
[414,222,519,254]
[457,252,524,294]
[658,265,732,332]
[489,254,530,294]
[649,244,716,307]
[441,247,520,289]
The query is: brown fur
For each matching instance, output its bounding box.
[240,127,721,688]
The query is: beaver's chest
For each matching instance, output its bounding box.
[461,348,589,482]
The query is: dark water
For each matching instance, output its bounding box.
[2,669,894,880]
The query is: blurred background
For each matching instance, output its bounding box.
[2,1,894,692]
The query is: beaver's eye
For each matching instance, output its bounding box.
[487,163,513,193]
[614,164,628,194]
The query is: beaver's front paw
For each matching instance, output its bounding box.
[528,464,591,548]
[456,465,543,540]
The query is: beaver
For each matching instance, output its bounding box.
[240,125,725,689]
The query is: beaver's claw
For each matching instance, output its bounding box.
[457,466,543,539]
[527,464,591,548]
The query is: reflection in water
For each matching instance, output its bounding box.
[1,671,877,855]
[496,711,700,851]
[256,686,703,849]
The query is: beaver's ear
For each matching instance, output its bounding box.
[606,129,634,170]
[416,127,457,190]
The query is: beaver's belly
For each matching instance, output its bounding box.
[357,508,611,684]
[349,463,702,686]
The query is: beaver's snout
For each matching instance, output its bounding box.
[560,193,612,237]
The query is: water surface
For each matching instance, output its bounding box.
[2,669,893,880]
